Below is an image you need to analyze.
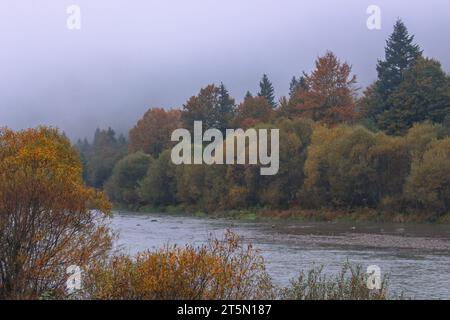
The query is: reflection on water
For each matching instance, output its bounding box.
[111,212,450,299]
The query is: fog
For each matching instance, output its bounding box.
[0,0,449,139]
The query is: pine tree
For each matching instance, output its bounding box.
[244,91,253,101]
[288,75,307,99]
[377,19,422,100]
[361,20,422,124]
[289,76,299,99]
[258,74,276,108]
[216,83,235,132]
[86,127,127,188]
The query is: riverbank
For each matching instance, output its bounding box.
[114,204,450,224]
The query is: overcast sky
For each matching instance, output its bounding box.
[1,0,449,139]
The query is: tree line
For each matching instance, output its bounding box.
[1,129,390,298]
[3,19,436,300]
[76,20,450,218]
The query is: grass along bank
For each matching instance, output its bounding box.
[117,204,450,224]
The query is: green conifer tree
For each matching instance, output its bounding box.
[361,20,422,126]
[258,74,276,108]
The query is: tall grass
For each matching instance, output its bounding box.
[280,263,394,300]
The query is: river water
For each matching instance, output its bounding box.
[111,212,450,299]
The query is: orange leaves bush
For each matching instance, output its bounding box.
[83,231,275,300]
[0,127,112,299]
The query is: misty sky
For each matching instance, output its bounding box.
[1,0,449,139]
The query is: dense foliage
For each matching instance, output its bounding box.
[358,19,450,135]
[75,128,127,188]
[295,51,358,125]
[0,127,112,299]
[128,108,182,157]
[103,120,449,218]
[76,20,450,219]
[83,231,274,300]
[82,231,394,300]
[4,19,442,301]
[104,152,152,207]
[1,128,397,300]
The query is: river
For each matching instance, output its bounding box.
[111,212,450,299]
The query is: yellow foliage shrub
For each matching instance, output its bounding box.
[83,231,275,300]
[0,127,112,299]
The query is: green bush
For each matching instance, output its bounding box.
[139,150,177,206]
[302,125,410,208]
[404,138,450,215]
[105,152,151,206]
[280,263,391,300]
[258,118,313,208]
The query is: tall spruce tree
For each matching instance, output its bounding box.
[377,19,422,100]
[289,76,299,99]
[216,82,236,132]
[361,20,422,126]
[258,74,276,108]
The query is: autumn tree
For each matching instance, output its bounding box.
[258,118,314,208]
[277,96,295,119]
[404,138,450,215]
[175,164,206,207]
[405,122,448,161]
[181,84,235,132]
[278,75,308,119]
[200,165,229,212]
[258,74,276,108]
[0,127,112,299]
[233,96,274,128]
[301,125,410,208]
[128,108,182,158]
[296,51,358,125]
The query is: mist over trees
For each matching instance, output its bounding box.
[75,128,127,188]
[75,20,450,219]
